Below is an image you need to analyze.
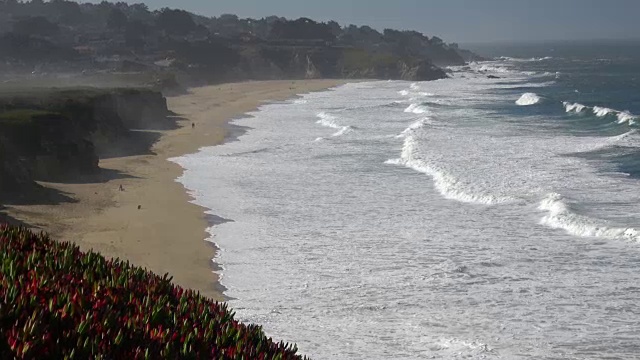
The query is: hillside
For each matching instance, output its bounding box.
[0,1,486,86]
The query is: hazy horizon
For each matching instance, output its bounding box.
[83,0,640,43]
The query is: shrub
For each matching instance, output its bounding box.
[0,225,306,359]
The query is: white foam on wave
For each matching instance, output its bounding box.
[315,112,354,137]
[498,56,553,62]
[593,106,616,117]
[386,135,510,205]
[563,102,587,113]
[475,64,512,73]
[410,83,421,90]
[563,102,638,125]
[396,118,430,138]
[516,92,542,106]
[538,193,639,241]
[432,338,494,357]
[293,99,308,104]
[404,103,429,114]
[617,111,637,125]
[399,89,434,97]
[496,56,521,61]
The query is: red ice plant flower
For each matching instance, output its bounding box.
[0,225,308,359]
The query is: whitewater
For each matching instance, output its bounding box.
[173,55,640,359]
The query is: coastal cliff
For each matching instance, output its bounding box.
[0,88,169,194]
[183,45,448,84]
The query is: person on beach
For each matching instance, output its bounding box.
[119,184,124,191]
[192,122,195,129]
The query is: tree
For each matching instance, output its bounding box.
[127,4,153,23]
[0,0,20,13]
[13,16,59,37]
[48,0,82,24]
[269,18,335,41]
[431,36,444,45]
[218,14,239,23]
[125,20,148,49]
[156,8,197,36]
[327,20,342,37]
[106,8,127,29]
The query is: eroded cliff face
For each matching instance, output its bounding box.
[275,47,449,81]
[184,45,449,83]
[0,88,169,193]
[0,110,99,183]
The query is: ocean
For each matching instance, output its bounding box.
[172,42,640,359]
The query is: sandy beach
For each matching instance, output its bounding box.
[4,79,347,300]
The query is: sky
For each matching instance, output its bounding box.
[86,0,640,43]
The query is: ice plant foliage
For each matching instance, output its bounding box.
[0,225,307,359]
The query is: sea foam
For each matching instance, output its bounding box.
[386,134,510,205]
[617,111,637,124]
[593,106,616,117]
[563,102,637,125]
[404,103,429,114]
[516,93,542,106]
[315,112,353,137]
[538,193,639,241]
[563,102,587,113]
[396,118,430,138]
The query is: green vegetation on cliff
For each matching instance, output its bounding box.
[0,224,306,359]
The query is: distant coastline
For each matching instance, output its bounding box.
[0,0,485,90]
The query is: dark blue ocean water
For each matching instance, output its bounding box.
[468,41,640,177]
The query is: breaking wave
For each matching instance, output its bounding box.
[516,92,542,106]
[470,63,513,74]
[315,112,354,137]
[497,56,553,62]
[593,106,615,117]
[538,193,639,241]
[404,103,429,114]
[616,111,636,124]
[398,89,435,97]
[563,102,637,125]
[563,102,587,113]
[396,118,431,138]
[386,135,510,205]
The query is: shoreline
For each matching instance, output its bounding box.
[4,79,349,300]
